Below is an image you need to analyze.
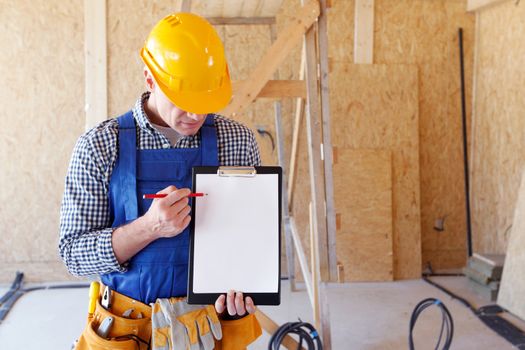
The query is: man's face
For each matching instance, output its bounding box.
[152,83,207,136]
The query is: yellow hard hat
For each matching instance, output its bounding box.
[140,13,232,114]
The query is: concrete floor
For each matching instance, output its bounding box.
[0,277,521,349]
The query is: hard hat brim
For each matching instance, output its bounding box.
[153,69,232,115]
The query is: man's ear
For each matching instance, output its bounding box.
[144,67,155,92]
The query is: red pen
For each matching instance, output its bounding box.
[143,193,207,199]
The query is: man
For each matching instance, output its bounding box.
[60,12,262,349]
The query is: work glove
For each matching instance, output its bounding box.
[151,298,222,350]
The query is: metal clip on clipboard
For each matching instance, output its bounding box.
[217,166,256,177]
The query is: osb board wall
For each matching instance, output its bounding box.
[373,0,475,270]
[471,0,525,254]
[498,167,525,320]
[330,63,420,279]
[333,149,393,281]
[0,0,84,282]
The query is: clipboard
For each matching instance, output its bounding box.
[187,166,282,305]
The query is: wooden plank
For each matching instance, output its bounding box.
[304,23,331,283]
[287,45,306,211]
[232,80,306,98]
[354,0,374,64]
[333,149,394,281]
[290,217,314,306]
[309,202,320,329]
[206,16,276,25]
[498,167,525,320]
[220,0,320,117]
[255,309,306,350]
[467,0,510,12]
[318,0,338,281]
[84,0,107,131]
[329,63,421,279]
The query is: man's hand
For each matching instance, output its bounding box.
[215,291,256,317]
[143,186,192,239]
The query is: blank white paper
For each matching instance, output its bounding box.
[192,173,279,293]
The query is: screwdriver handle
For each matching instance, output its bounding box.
[88,281,100,316]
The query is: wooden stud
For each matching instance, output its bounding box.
[84,0,107,131]
[287,45,306,211]
[290,217,314,306]
[231,80,306,99]
[354,0,374,64]
[221,0,320,117]
[310,202,321,330]
[318,0,338,282]
[304,21,331,283]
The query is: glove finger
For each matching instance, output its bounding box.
[206,314,223,340]
[171,317,191,350]
[198,330,215,350]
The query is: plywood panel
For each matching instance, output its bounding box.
[333,149,393,281]
[498,167,525,320]
[471,0,525,254]
[329,63,421,279]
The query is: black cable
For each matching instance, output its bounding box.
[268,320,323,350]
[409,298,454,350]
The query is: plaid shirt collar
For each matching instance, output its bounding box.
[132,91,200,145]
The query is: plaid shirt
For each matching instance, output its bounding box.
[59,93,261,276]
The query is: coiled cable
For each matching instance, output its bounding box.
[268,320,323,350]
[409,298,454,350]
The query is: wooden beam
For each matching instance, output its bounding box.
[467,0,510,11]
[304,23,331,283]
[232,80,306,99]
[287,46,306,211]
[354,0,374,64]
[84,0,107,131]
[318,0,338,282]
[206,17,276,25]
[290,217,314,306]
[255,309,306,350]
[221,0,320,117]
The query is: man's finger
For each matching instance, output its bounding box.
[226,290,236,316]
[215,294,226,314]
[165,188,191,206]
[245,296,256,314]
[235,292,246,316]
[157,185,178,194]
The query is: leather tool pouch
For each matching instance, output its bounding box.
[75,290,152,350]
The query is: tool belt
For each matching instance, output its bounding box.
[74,286,261,350]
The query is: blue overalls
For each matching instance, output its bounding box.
[101,111,218,305]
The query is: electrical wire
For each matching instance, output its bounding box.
[268,320,322,350]
[409,298,454,350]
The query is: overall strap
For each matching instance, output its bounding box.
[200,114,219,166]
[116,111,138,221]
